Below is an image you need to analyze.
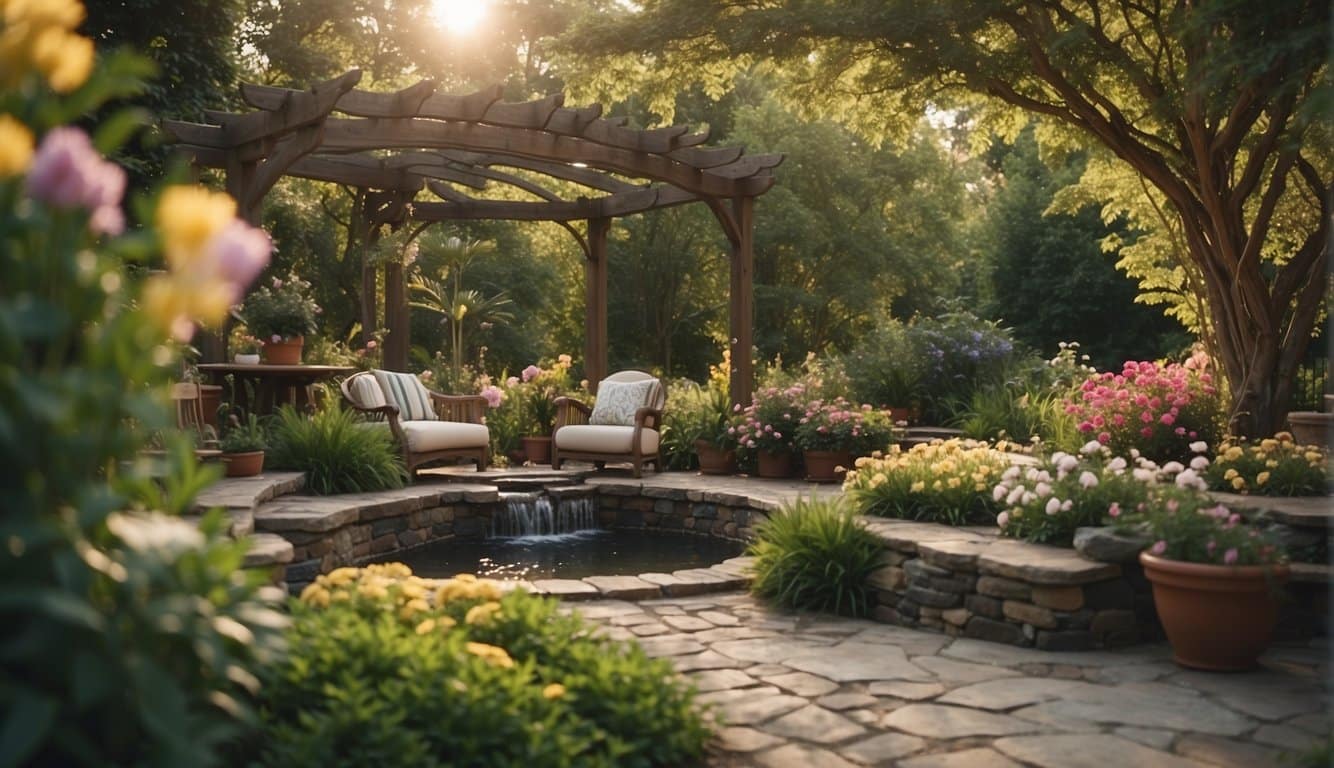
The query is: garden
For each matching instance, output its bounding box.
[3,0,1329,766]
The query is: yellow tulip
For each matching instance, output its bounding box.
[0,114,33,176]
[156,185,236,268]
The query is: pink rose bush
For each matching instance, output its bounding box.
[793,398,899,455]
[1064,360,1222,463]
[1113,487,1284,566]
[731,384,806,455]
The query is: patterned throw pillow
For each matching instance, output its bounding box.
[347,374,387,410]
[589,379,659,426]
[372,369,437,421]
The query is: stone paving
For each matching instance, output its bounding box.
[567,592,1331,768]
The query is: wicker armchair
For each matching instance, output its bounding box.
[551,370,665,478]
[340,370,489,474]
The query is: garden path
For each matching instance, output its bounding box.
[570,592,1329,768]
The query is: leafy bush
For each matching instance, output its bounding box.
[2,11,286,764]
[794,399,899,455]
[662,378,735,470]
[842,439,1014,525]
[748,497,882,617]
[1064,359,1223,463]
[733,382,807,455]
[952,385,1080,449]
[1113,488,1285,566]
[219,411,268,453]
[1205,433,1328,496]
[250,565,710,768]
[238,272,320,341]
[267,405,407,493]
[908,311,1026,424]
[844,319,922,410]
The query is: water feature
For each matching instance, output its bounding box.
[490,492,598,537]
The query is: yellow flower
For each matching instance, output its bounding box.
[415,619,437,635]
[1265,459,1279,468]
[299,583,330,608]
[358,582,389,601]
[455,573,478,583]
[1256,472,1270,486]
[1224,446,1243,461]
[398,598,430,621]
[1231,476,1246,490]
[1260,439,1279,452]
[0,114,33,176]
[465,642,514,668]
[5,0,86,28]
[1223,468,1238,480]
[946,477,960,489]
[542,683,566,700]
[465,601,502,626]
[909,480,925,493]
[156,185,236,269]
[327,567,360,586]
[1305,451,1323,462]
[1275,431,1294,442]
[31,27,92,92]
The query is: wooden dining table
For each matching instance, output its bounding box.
[197,363,357,416]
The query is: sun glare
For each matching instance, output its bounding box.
[430,0,488,34]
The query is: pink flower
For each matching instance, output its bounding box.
[1097,431,1111,444]
[480,385,504,408]
[506,376,519,388]
[997,512,1009,527]
[521,365,541,382]
[1150,540,1167,555]
[366,340,378,349]
[271,334,282,343]
[1159,412,1176,426]
[1223,548,1238,565]
[203,221,271,299]
[26,127,126,235]
[272,277,283,288]
[1107,502,1121,518]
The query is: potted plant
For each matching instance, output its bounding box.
[513,359,573,465]
[1117,487,1288,671]
[237,273,320,365]
[219,411,268,477]
[733,385,806,478]
[232,333,261,365]
[795,400,898,483]
[683,384,738,474]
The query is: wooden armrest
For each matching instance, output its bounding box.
[634,406,663,432]
[554,397,592,429]
[429,391,488,423]
[345,400,400,419]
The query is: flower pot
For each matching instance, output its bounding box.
[223,450,265,478]
[234,353,260,365]
[1139,551,1289,671]
[694,440,737,475]
[888,407,912,425]
[755,449,795,479]
[1286,411,1334,450]
[199,384,223,431]
[521,436,552,465]
[262,336,304,365]
[803,449,853,483]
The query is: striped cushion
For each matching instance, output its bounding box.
[589,378,662,426]
[372,369,437,421]
[347,373,387,410]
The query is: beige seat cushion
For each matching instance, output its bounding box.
[401,420,490,453]
[554,424,659,454]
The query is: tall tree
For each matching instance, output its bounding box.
[558,0,1331,436]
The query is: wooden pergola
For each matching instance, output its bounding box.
[165,69,780,406]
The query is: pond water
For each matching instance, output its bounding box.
[380,529,746,581]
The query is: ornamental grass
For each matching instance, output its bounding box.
[842,438,1015,525]
[1206,433,1329,496]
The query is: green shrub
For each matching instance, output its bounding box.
[952,385,1079,449]
[662,379,736,470]
[748,497,882,617]
[843,320,922,411]
[843,439,1014,525]
[219,411,269,453]
[267,405,407,494]
[250,566,710,768]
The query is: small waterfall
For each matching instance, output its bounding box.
[492,493,598,537]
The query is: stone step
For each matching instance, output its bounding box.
[1209,492,1333,529]
[253,483,499,533]
[1289,562,1331,584]
[244,532,294,568]
[906,427,966,439]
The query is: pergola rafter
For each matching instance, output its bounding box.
[164,69,780,405]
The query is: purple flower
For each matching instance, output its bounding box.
[205,220,271,300]
[521,364,541,382]
[26,127,126,235]
[480,385,504,408]
[1223,548,1238,565]
[271,334,282,343]
[1150,540,1167,556]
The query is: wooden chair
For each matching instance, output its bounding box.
[551,370,665,478]
[169,381,222,460]
[340,370,489,474]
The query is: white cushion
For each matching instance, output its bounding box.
[400,420,489,453]
[554,424,659,454]
[346,373,387,410]
[589,378,660,426]
[373,369,436,421]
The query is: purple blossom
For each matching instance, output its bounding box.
[26,127,126,235]
[205,220,271,300]
[521,364,541,382]
[480,385,504,408]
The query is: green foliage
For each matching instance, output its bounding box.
[267,405,407,494]
[661,378,736,470]
[1,35,285,766]
[794,400,899,455]
[843,439,1013,526]
[843,319,922,410]
[1206,436,1329,497]
[219,411,269,453]
[952,386,1079,450]
[238,272,320,341]
[748,497,882,617]
[1114,488,1285,567]
[252,567,709,768]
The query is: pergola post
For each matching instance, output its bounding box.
[729,197,755,409]
[585,217,610,391]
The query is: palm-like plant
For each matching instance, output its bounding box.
[409,237,514,390]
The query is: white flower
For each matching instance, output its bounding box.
[1025,467,1040,482]
[1162,461,1185,475]
[1079,471,1099,489]
[993,485,1009,502]
[1006,486,1026,506]
[1036,470,1052,483]
[1035,482,1052,498]
[1175,468,1206,491]
[1002,466,1021,481]
[1189,456,1210,471]
[1107,457,1128,472]
[997,511,1010,527]
[1022,491,1037,504]
[1080,440,1103,456]
[1045,498,1061,516]
[1189,440,1209,454]
[1057,454,1079,474]
[1061,499,1073,512]
[1132,468,1155,483]
[1130,448,1141,459]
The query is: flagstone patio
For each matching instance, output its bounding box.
[570,592,1330,768]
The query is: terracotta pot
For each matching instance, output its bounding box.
[199,384,223,431]
[694,440,737,475]
[223,450,265,478]
[1140,551,1289,671]
[1286,411,1334,450]
[521,435,552,465]
[888,407,912,425]
[803,449,853,483]
[262,336,304,365]
[755,449,795,479]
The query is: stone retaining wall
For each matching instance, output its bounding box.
[592,486,769,541]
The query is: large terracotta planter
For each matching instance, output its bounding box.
[1287,411,1334,450]
[223,450,265,477]
[803,449,853,483]
[262,336,304,365]
[694,440,737,475]
[521,435,552,465]
[755,449,795,479]
[1140,551,1289,671]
